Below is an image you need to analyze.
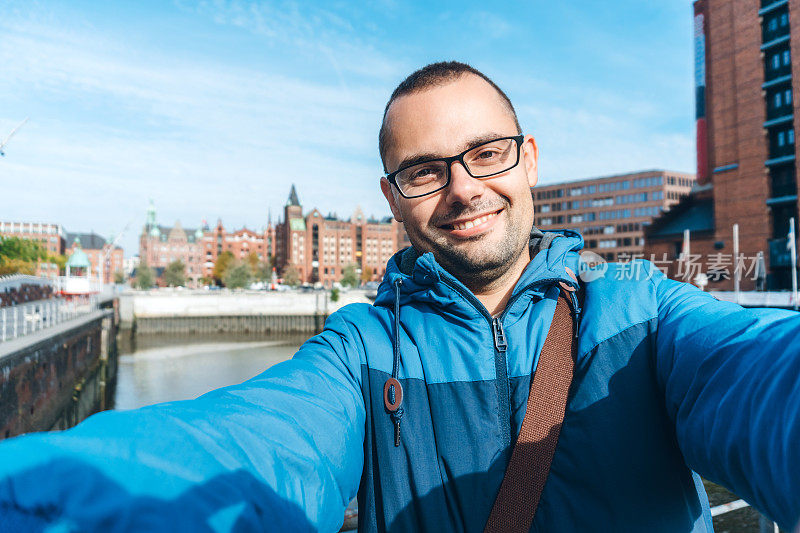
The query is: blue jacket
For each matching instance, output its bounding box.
[1,229,800,532]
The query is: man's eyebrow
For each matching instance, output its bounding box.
[392,132,510,173]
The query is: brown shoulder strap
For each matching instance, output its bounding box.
[484,282,578,533]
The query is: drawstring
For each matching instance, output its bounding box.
[383,277,404,447]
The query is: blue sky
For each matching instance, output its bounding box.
[0,1,695,256]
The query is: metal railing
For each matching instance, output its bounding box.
[0,296,99,343]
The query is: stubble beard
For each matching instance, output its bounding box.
[409,199,531,292]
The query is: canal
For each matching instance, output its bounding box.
[114,333,774,532]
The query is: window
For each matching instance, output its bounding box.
[540,204,550,213]
[781,13,789,27]
[773,54,781,69]
[779,131,786,146]
[790,129,795,144]
[786,89,793,105]
[784,50,791,66]
[776,92,782,108]
[769,17,778,31]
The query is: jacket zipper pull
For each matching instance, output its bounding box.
[393,418,401,447]
[492,317,507,352]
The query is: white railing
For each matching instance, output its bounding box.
[0,273,52,292]
[0,296,99,343]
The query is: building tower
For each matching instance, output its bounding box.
[647,0,800,290]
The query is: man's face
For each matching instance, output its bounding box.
[380,74,538,287]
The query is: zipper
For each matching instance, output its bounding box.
[441,276,581,446]
[491,316,511,447]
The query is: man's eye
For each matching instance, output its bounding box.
[476,149,500,160]
[409,168,439,181]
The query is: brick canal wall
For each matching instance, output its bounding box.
[0,305,119,439]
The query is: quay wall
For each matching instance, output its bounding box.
[120,290,374,334]
[0,307,119,439]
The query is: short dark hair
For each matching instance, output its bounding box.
[378,61,522,172]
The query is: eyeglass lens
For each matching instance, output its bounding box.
[395,138,519,197]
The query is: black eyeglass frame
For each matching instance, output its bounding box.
[385,135,525,199]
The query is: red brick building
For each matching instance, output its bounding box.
[0,221,65,278]
[200,220,275,281]
[274,185,402,286]
[0,222,124,283]
[139,202,207,287]
[646,0,800,290]
[533,170,695,261]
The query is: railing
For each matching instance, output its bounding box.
[0,273,52,292]
[0,296,99,343]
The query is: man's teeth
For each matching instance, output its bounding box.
[452,212,496,231]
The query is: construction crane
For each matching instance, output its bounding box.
[0,117,29,157]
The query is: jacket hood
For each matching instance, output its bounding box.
[374,225,584,313]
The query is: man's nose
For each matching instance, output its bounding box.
[445,160,484,205]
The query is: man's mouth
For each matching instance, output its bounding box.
[441,209,503,231]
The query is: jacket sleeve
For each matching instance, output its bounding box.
[649,262,800,530]
[0,312,365,532]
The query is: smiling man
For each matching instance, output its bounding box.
[378,71,537,314]
[1,62,800,533]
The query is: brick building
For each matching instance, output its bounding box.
[139,201,207,287]
[65,232,124,284]
[646,0,800,290]
[0,221,65,278]
[200,220,275,281]
[532,170,695,261]
[0,222,124,282]
[274,185,402,286]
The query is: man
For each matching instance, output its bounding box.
[1,62,800,532]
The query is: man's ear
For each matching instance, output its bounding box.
[380,177,404,222]
[521,134,539,188]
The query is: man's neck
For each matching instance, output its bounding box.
[470,250,531,316]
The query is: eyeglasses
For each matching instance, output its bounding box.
[386,135,524,199]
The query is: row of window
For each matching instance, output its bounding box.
[583,226,616,236]
[586,237,643,249]
[765,11,789,33]
[540,203,666,227]
[773,88,793,110]
[634,206,663,217]
[632,176,664,188]
[769,48,791,71]
[540,192,662,212]
[598,209,631,220]
[666,176,692,187]
[538,176,671,200]
[776,128,795,147]
[616,193,649,204]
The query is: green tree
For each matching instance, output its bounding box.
[282,263,301,287]
[0,236,46,275]
[340,263,359,288]
[330,287,340,302]
[212,251,235,285]
[360,265,373,284]
[113,270,125,284]
[163,260,186,287]
[48,254,67,274]
[134,261,155,289]
[223,261,253,289]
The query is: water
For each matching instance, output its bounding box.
[115,333,306,410]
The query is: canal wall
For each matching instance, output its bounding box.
[0,306,119,439]
[120,289,373,335]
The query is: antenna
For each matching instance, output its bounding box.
[0,117,29,157]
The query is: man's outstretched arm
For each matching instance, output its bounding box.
[0,312,365,532]
[650,263,800,530]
